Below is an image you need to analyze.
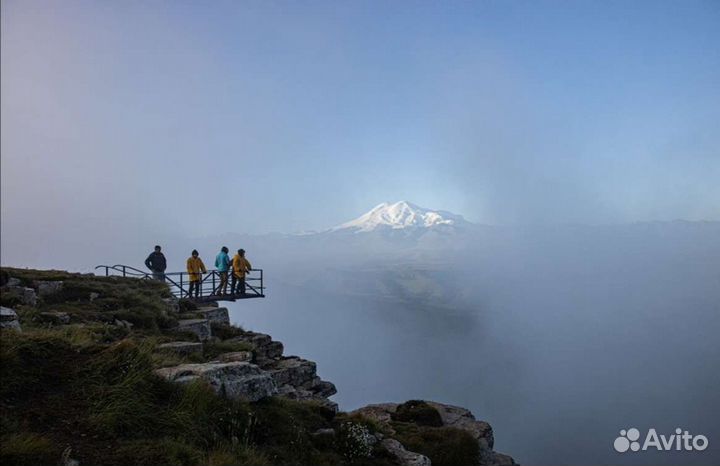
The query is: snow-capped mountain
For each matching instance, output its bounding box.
[330,201,471,233]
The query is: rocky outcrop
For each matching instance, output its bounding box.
[36,280,64,297]
[156,361,277,401]
[39,311,71,325]
[1,279,63,306]
[381,438,431,466]
[158,324,338,410]
[168,306,229,340]
[426,401,494,448]
[227,331,283,365]
[215,351,253,363]
[0,306,22,331]
[157,341,203,356]
[162,296,180,313]
[194,306,230,325]
[267,356,338,411]
[351,402,517,466]
[176,318,211,340]
[0,285,37,306]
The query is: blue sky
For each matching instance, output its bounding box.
[2,0,719,244]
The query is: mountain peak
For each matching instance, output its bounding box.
[331,201,470,233]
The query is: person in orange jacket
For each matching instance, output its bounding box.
[231,248,252,295]
[186,249,206,298]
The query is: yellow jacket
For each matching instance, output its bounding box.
[232,255,252,278]
[186,256,206,282]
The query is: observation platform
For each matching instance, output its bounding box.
[95,264,265,301]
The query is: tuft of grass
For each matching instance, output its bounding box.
[152,350,205,368]
[210,323,246,340]
[391,400,442,427]
[0,433,59,466]
[84,340,177,437]
[178,299,199,312]
[0,330,76,401]
[390,423,480,466]
[2,267,175,330]
[0,287,25,308]
[203,339,253,360]
[208,446,272,466]
[111,438,204,466]
[249,397,334,463]
[170,380,255,449]
[335,412,388,436]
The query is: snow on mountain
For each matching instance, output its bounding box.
[330,201,471,233]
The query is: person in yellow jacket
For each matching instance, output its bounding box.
[186,249,206,298]
[231,248,252,295]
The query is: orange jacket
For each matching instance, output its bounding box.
[186,256,206,282]
[232,254,252,278]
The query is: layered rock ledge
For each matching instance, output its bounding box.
[155,301,338,410]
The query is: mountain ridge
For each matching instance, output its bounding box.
[329,201,472,234]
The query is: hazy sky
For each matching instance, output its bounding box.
[2,0,719,247]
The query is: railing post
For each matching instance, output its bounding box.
[212,272,216,296]
[180,273,183,298]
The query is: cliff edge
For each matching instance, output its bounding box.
[0,267,517,465]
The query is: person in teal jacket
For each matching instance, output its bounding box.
[214,246,231,295]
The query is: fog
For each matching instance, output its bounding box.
[2,1,720,261]
[215,222,720,465]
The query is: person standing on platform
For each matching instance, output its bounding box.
[186,249,206,298]
[144,245,167,281]
[214,246,231,295]
[231,248,252,295]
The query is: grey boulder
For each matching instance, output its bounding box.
[176,318,211,340]
[380,439,431,466]
[0,306,21,332]
[157,341,203,356]
[36,280,64,297]
[155,361,277,401]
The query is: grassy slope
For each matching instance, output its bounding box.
[0,268,479,466]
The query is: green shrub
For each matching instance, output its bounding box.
[211,323,246,340]
[250,397,333,462]
[178,299,198,312]
[112,438,204,466]
[391,424,480,466]
[208,446,272,466]
[335,412,387,436]
[203,339,253,360]
[391,400,443,427]
[337,422,373,461]
[0,288,24,307]
[85,340,176,437]
[170,380,253,449]
[0,433,58,466]
[0,330,76,400]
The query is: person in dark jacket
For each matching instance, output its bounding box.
[145,245,167,281]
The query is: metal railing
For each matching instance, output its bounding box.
[94,264,265,301]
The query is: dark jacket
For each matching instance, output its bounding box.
[145,251,167,272]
